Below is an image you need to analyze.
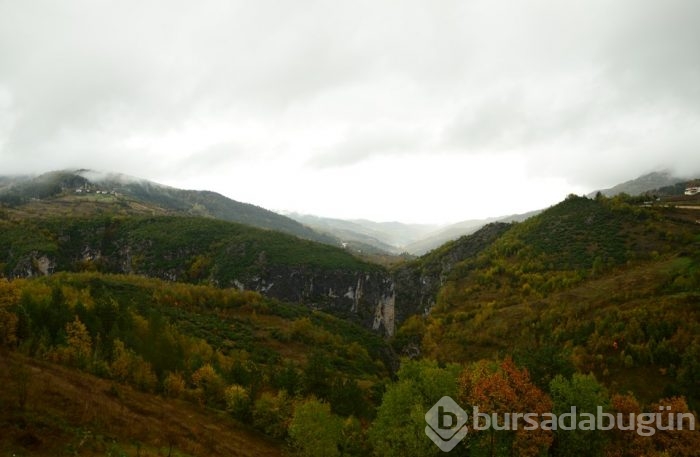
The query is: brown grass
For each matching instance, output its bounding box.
[0,351,283,457]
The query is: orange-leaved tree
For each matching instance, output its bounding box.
[459,357,553,457]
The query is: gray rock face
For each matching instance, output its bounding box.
[1,219,509,338]
[391,223,511,323]
[230,267,396,336]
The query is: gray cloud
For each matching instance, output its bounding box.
[1,0,699,221]
[308,127,428,169]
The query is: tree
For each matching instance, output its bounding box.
[65,315,92,369]
[0,280,20,348]
[369,359,461,457]
[605,393,653,457]
[163,371,186,398]
[252,390,293,439]
[288,397,343,457]
[649,397,700,457]
[191,363,226,407]
[328,377,367,418]
[271,360,301,396]
[224,384,250,420]
[513,343,575,390]
[110,339,157,392]
[459,358,553,457]
[677,340,700,397]
[0,308,18,348]
[549,373,610,457]
[302,352,333,399]
[339,415,369,456]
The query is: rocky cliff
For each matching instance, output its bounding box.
[0,215,397,335]
[391,223,511,323]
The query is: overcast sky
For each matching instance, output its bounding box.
[1,0,699,223]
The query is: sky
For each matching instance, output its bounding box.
[1,0,699,224]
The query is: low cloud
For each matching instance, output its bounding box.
[1,0,699,221]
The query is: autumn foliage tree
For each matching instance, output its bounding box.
[458,357,553,457]
[0,280,19,349]
[605,393,653,457]
[65,316,92,368]
[648,396,700,457]
[0,307,18,348]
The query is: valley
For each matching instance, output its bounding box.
[0,170,699,456]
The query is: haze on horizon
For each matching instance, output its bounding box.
[1,0,699,224]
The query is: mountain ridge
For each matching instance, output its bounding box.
[0,169,338,246]
[587,171,686,198]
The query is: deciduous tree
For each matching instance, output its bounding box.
[288,397,343,457]
[459,358,553,457]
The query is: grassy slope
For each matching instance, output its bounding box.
[0,351,282,457]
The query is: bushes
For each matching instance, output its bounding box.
[224,384,251,420]
[191,363,226,407]
[163,371,186,398]
[252,391,293,439]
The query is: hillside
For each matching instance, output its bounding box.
[0,214,397,333]
[588,171,685,198]
[286,213,439,255]
[289,210,540,256]
[0,273,393,456]
[1,193,699,456]
[396,195,700,406]
[391,223,511,328]
[1,352,282,457]
[0,170,337,246]
[402,210,541,255]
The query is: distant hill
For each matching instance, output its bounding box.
[285,213,438,254]
[588,171,685,197]
[288,211,540,256]
[644,178,700,198]
[0,169,337,246]
[402,210,541,255]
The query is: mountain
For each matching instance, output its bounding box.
[645,178,700,198]
[391,222,511,330]
[288,170,694,256]
[287,211,541,256]
[402,209,542,255]
[0,169,337,246]
[2,188,699,456]
[0,214,397,334]
[397,194,700,405]
[588,171,685,197]
[285,213,439,254]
